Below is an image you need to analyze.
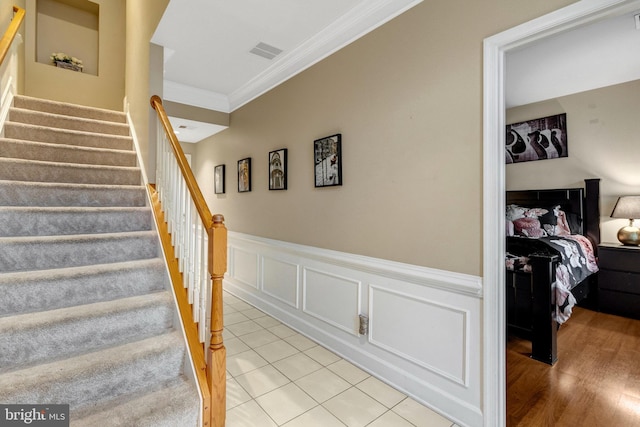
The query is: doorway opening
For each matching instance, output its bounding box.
[482,0,640,425]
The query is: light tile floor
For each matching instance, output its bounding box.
[223,291,458,427]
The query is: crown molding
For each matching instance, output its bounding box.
[163,80,231,113]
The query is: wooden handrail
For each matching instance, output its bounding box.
[151,95,227,427]
[150,95,213,229]
[0,6,25,67]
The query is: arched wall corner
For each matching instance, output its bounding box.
[481,0,640,426]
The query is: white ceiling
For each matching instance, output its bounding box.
[169,117,227,144]
[506,10,640,108]
[152,1,640,142]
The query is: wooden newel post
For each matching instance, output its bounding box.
[208,214,227,427]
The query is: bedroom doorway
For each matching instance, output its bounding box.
[482,0,640,425]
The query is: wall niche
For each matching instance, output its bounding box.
[36,0,99,76]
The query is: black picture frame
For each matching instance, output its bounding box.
[237,158,251,192]
[269,148,287,190]
[506,113,568,164]
[314,134,342,187]
[214,164,225,194]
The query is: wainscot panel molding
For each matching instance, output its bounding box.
[229,246,259,289]
[369,285,469,386]
[262,256,300,308]
[303,267,362,336]
[225,232,483,427]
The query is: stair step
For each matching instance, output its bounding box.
[0,157,141,185]
[4,122,133,150]
[0,138,137,167]
[13,95,127,124]
[9,108,130,136]
[0,95,198,425]
[0,206,153,237]
[71,377,199,427]
[0,292,174,372]
[0,331,185,413]
[0,180,147,207]
[0,230,159,272]
[0,259,168,317]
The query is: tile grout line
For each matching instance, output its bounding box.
[223,293,452,427]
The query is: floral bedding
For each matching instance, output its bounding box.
[505,204,598,324]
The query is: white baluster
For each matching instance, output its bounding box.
[192,219,201,324]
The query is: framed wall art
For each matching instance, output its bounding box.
[237,158,251,193]
[506,113,567,164]
[314,134,342,187]
[214,164,225,194]
[269,148,287,190]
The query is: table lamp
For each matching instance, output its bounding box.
[611,196,640,245]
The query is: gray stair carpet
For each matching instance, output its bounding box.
[0,95,199,427]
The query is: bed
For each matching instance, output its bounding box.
[505,178,600,365]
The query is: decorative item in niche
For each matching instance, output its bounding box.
[269,148,287,190]
[237,158,251,193]
[50,52,83,72]
[506,113,567,164]
[314,134,342,187]
[214,164,225,194]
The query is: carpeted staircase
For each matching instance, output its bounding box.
[0,95,200,426]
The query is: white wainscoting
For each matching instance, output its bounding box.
[225,232,484,427]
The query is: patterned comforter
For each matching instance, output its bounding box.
[506,234,598,324]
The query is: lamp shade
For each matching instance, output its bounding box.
[611,196,640,219]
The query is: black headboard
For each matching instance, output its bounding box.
[506,178,600,254]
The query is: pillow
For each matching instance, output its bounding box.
[506,220,515,237]
[506,204,527,221]
[506,204,565,237]
[513,217,546,238]
[555,210,573,236]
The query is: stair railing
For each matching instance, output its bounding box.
[150,95,227,427]
[0,5,25,129]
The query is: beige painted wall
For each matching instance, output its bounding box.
[24,0,125,110]
[164,100,229,127]
[124,0,169,184]
[192,0,576,276]
[180,141,196,157]
[506,79,640,245]
[36,0,98,75]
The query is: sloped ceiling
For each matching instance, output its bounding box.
[506,10,640,108]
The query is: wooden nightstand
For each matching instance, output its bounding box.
[598,243,640,319]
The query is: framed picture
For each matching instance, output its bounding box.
[237,158,251,192]
[314,134,342,187]
[269,148,287,190]
[506,113,567,164]
[214,164,225,194]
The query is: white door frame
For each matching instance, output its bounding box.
[482,0,640,425]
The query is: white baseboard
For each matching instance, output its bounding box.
[224,232,483,427]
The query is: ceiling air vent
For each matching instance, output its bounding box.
[250,42,283,60]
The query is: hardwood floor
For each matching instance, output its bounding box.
[507,307,640,426]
